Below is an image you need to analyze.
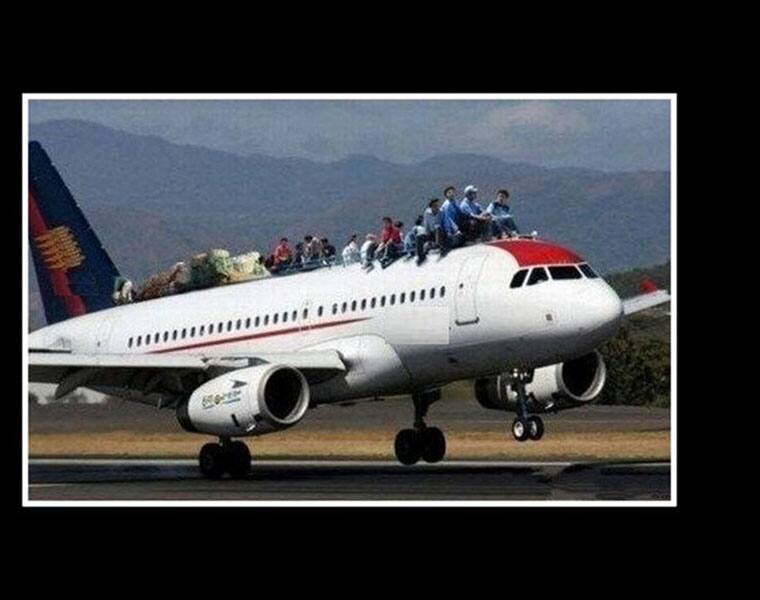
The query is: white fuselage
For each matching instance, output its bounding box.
[28,240,624,404]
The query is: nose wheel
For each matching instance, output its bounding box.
[198,439,251,479]
[394,391,447,465]
[509,369,546,442]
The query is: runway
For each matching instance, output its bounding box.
[28,459,671,502]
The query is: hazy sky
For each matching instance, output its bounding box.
[29,99,671,171]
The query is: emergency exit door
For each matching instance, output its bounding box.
[454,256,486,325]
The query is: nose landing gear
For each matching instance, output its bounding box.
[509,369,545,442]
[198,438,251,479]
[394,390,447,465]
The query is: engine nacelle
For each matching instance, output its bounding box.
[177,364,309,436]
[474,351,606,413]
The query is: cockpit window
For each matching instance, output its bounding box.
[510,269,529,288]
[527,267,549,286]
[579,263,599,278]
[548,265,582,280]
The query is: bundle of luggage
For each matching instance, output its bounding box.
[131,248,269,302]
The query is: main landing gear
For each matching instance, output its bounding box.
[509,369,544,442]
[198,438,251,479]
[394,390,446,465]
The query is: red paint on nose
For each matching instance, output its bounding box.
[489,239,583,266]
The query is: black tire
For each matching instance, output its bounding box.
[421,427,446,463]
[226,441,251,479]
[199,443,226,479]
[512,418,530,442]
[394,429,422,465]
[527,416,544,441]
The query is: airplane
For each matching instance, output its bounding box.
[26,141,672,479]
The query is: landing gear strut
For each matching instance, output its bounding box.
[394,391,446,465]
[198,438,251,479]
[509,369,544,442]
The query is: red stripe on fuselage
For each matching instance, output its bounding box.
[489,239,583,266]
[28,189,87,317]
[150,317,371,354]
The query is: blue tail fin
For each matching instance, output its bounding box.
[28,141,121,325]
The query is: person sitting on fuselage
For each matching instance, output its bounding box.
[342,233,360,265]
[441,185,465,231]
[271,237,292,272]
[486,189,520,238]
[377,217,403,269]
[459,185,492,241]
[417,198,464,264]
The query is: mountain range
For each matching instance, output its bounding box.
[27,119,671,330]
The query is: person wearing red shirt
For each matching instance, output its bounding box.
[272,237,292,272]
[377,217,403,268]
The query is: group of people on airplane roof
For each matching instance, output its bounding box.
[265,185,520,274]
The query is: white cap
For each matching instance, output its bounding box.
[464,185,478,194]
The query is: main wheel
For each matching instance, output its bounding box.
[527,416,544,441]
[512,418,530,442]
[226,441,251,479]
[421,427,446,463]
[394,429,422,465]
[199,443,226,479]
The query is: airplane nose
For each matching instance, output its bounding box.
[567,283,623,342]
[583,284,624,335]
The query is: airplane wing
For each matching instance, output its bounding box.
[622,277,671,316]
[28,349,346,404]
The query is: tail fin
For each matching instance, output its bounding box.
[28,141,121,324]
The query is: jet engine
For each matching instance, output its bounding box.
[474,351,606,412]
[176,364,310,436]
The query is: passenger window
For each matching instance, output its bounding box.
[440,286,446,297]
[380,296,386,307]
[208,324,214,334]
[264,315,269,325]
[318,306,324,317]
[145,335,151,346]
[579,264,599,279]
[332,303,338,315]
[548,266,582,280]
[361,299,367,310]
[341,302,347,313]
[218,322,223,332]
[400,292,405,304]
[303,309,308,319]
[244,318,250,329]
[136,336,142,347]
[292,310,297,321]
[410,291,416,302]
[173,330,178,340]
[128,337,133,348]
[351,300,357,311]
[152,333,158,344]
[283,312,288,323]
[254,316,260,327]
[510,269,528,288]
[163,332,169,342]
[190,327,196,338]
[182,328,187,339]
[527,267,549,286]
[227,321,232,332]
[420,289,426,300]
[371,297,377,308]
[430,288,436,299]
[390,294,396,305]
[274,313,279,324]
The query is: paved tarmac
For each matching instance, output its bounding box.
[28,459,671,502]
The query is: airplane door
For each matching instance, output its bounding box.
[299,299,313,332]
[454,256,486,326]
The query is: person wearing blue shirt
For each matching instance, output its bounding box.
[417,198,464,264]
[441,185,465,230]
[486,189,520,238]
[458,185,492,241]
